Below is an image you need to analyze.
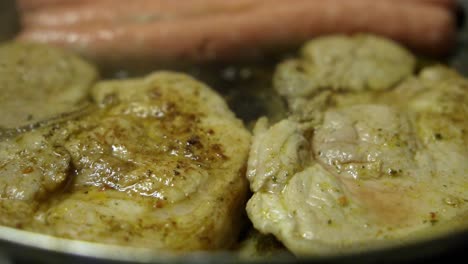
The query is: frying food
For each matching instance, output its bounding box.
[0,42,98,129]
[0,52,251,249]
[246,34,468,255]
[16,0,456,65]
[0,128,71,227]
[1,28,466,258]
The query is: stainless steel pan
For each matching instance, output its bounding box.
[1,0,467,263]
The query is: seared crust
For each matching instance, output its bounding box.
[1,72,251,250]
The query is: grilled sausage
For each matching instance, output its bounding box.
[17,0,456,64]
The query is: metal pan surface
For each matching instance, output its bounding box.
[1,0,467,263]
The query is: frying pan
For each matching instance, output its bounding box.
[0,0,467,263]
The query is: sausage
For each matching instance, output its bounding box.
[402,0,457,9]
[17,0,457,11]
[16,0,92,11]
[20,0,278,28]
[20,0,458,28]
[17,0,456,64]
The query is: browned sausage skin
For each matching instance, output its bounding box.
[17,0,457,11]
[19,0,458,28]
[403,0,457,9]
[17,0,456,64]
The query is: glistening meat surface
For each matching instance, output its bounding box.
[0,71,251,250]
[246,35,468,256]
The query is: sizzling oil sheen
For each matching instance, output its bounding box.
[246,35,468,256]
